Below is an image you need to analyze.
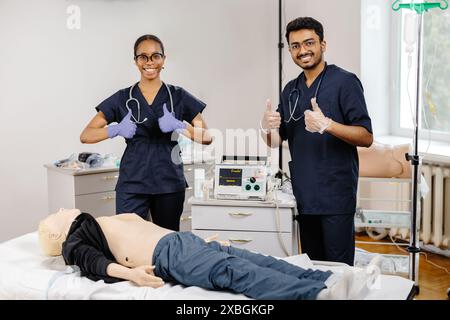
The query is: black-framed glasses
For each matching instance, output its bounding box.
[135,52,165,64]
[288,39,318,51]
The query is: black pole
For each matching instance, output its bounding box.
[405,12,424,293]
[277,0,284,178]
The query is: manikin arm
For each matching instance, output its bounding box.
[52,212,165,288]
[62,221,162,286]
[64,234,164,287]
[106,263,164,288]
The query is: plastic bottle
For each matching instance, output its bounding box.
[194,169,205,199]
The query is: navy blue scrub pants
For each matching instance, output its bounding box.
[116,191,185,231]
[153,232,332,300]
[298,213,355,266]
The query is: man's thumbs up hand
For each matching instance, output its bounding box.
[311,98,321,112]
[304,98,332,134]
[266,99,273,112]
[261,99,281,131]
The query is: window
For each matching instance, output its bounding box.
[395,9,450,142]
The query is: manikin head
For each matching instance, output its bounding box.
[38,208,81,256]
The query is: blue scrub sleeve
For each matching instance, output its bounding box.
[95,90,123,124]
[339,75,373,134]
[181,89,207,124]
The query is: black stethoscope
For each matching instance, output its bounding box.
[125,82,174,124]
[285,63,328,123]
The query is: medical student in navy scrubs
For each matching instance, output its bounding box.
[261,18,373,266]
[80,34,212,231]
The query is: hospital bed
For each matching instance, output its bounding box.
[0,232,415,300]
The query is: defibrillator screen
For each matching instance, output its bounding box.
[219,168,242,186]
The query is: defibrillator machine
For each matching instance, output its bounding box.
[214,156,268,201]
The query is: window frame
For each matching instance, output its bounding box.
[390,10,450,143]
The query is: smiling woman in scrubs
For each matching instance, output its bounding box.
[80,35,212,231]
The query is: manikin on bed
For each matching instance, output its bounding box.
[38,208,382,300]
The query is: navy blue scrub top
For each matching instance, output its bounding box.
[277,64,372,215]
[95,83,206,195]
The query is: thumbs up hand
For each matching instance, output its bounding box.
[158,103,186,133]
[304,98,332,134]
[107,110,137,139]
[261,99,281,131]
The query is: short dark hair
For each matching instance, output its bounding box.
[134,34,165,57]
[285,17,324,44]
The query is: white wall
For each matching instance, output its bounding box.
[282,0,362,82]
[281,0,363,173]
[0,0,278,242]
[0,0,364,242]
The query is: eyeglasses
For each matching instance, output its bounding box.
[288,39,318,51]
[135,52,164,64]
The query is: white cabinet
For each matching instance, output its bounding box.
[45,165,119,218]
[189,196,297,257]
[45,162,213,223]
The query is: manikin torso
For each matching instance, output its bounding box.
[357,142,412,178]
[95,214,174,268]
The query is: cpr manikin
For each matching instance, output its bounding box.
[38,209,382,300]
[357,142,412,179]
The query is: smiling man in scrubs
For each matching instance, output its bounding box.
[261,17,373,265]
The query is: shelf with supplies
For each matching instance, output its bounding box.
[355,209,411,229]
[354,176,414,278]
[355,177,412,230]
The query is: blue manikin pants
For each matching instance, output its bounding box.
[152,232,332,300]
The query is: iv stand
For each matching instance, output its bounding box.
[408,10,423,295]
[276,0,284,180]
[391,0,448,295]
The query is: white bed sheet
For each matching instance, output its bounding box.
[0,232,414,300]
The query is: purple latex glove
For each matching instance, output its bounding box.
[107,110,137,139]
[158,103,186,133]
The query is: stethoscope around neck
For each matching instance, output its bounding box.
[285,64,328,124]
[126,81,174,124]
